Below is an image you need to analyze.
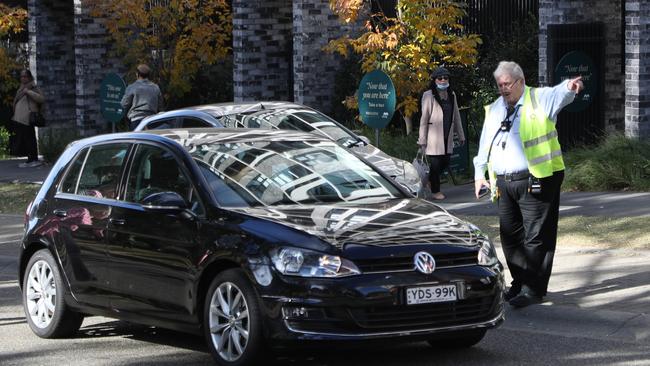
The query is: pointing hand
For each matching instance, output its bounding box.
[567,76,584,94]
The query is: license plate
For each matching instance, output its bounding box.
[406,284,457,305]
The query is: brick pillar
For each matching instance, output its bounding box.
[292,0,353,114]
[232,0,292,101]
[28,0,76,129]
[625,0,650,138]
[73,0,126,136]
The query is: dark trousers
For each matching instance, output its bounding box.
[427,154,450,193]
[8,121,38,162]
[497,170,564,296]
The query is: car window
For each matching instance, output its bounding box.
[72,144,130,199]
[144,118,177,130]
[125,144,204,215]
[220,114,245,129]
[60,148,89,194]
[181,117,212,128]
[220,108,358,146]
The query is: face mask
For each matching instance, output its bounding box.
[436,82,449,90]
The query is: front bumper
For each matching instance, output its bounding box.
[254,264,505,342]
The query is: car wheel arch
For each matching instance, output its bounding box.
[195,259,246,324]
[19,241,49,290]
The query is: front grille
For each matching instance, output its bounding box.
[348,296,495,331]
[355,251,478,273]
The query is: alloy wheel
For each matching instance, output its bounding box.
[25,260,56,329]
[208,281,250,362]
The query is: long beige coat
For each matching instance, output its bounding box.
[12,82,45,126]
[417,89,465,155]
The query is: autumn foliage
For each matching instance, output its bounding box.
[88,0,232,105]
[325,0,481,132]
[0,4,28,107]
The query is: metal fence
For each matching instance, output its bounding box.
[462,0,539,36]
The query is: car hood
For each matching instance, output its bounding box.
[349,143,420,194]
[229,198,476,250]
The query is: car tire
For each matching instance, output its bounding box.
[22,249,84,338]
[203,269,267,366]
[427,328,487,348]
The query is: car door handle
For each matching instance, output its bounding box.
[109,218,126,226]
[53,209,67,218]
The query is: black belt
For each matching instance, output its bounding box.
[496,170,530,182]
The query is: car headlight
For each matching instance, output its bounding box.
[477,238,498,266]
[270,247,361,278]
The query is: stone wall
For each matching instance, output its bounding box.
[292,0,353,113]
[28,0,76,130]
[29,0,123,137]
[232,0,293,102]
[624,0,650,138]
[73,0,125,136]
[539,0,624,131]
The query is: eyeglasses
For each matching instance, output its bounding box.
[497,79,520,90]
[436,76,449,81]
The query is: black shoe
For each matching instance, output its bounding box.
[503,287,521,302]
[509,292,543,308]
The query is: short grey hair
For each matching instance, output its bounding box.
[493,61,525,80]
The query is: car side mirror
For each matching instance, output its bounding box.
[141,191,189,212]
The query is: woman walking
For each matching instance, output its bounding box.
[10,69,44,168]
[417,67,465,200]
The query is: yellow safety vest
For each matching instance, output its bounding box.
[519,86,565,178]
[483,86,565,200]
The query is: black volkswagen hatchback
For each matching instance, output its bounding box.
[20,129,504,365]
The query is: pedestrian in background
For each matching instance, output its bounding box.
[473,61,584,308]
[417,67,465,200]
[10,69,44,168]
[121,64,163,130]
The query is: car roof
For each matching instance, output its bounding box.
[145,127,332,147]
[67,128,330,151]
[143,101,312,122]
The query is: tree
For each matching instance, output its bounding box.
[325,0,480,134]
[88,0,232,107]
[0,4,28,107]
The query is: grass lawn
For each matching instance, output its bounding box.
[0,183,41,215]
[1,182,648,251]
[459,215,650,250]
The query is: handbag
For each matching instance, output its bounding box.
[27,101,46,127]
[412,149,432,199]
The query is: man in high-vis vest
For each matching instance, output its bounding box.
[473,61,584,308]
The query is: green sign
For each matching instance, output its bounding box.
[357,70,396,129]
[100,73,126,123]
[554,51,596,112]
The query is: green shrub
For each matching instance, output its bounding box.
[38,127,80,163]
[0,126,9,159]
[563,133,650,191]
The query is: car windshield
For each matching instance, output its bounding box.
[190,139,403,207]
[220,107,361,147]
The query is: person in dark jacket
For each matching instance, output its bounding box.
[121,64,164,130]
[10,69,45,168]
